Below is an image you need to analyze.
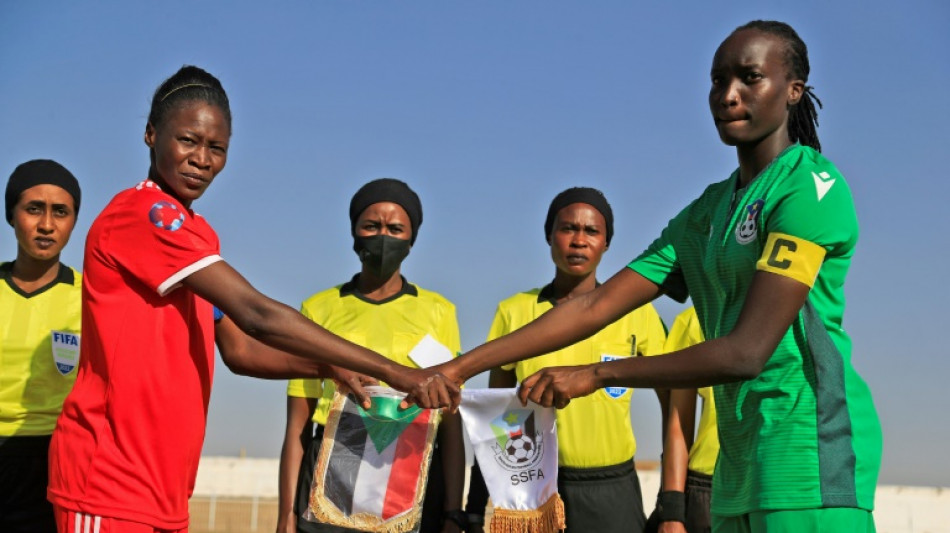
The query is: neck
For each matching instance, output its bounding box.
[551,270,598,303]
[735,131,794,186]
[356,269,404,301]
[11,251,61,293]
[148,168,190,208]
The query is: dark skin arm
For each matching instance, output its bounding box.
[438,267,663,385]
[215,314,377,405]
[276,396,316,533]
[657,386,696,533]
[438,412,465,533]
[184,261,459,410]
[518,269,810,407]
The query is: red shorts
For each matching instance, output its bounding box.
[54,506,187,533]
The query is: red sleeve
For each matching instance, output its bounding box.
[103,189,221,296]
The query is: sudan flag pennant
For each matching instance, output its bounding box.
[308,386,441,532]
[460,388,565,533]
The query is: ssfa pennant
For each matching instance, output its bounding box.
[50,330,80,376]
[308,386,440,532]
[460,388,564,533]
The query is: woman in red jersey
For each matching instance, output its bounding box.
[48,65,458,533]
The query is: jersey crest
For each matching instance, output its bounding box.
[51,330,80,375]
[149,201,185,231]
[601,354,631,398]
[734,199,764,245]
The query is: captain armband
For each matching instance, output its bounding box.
[756,232,826,287]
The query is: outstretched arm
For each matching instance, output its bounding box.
[184,261,459,409]
[519,270,810,407]
[439,268,663,384]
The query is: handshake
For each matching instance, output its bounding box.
[326,355,596,412]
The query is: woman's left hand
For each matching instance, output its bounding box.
[325,366,378,408]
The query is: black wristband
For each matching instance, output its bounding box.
[466,512,485,526]
[655,490,686,523]
[443,509,469,529]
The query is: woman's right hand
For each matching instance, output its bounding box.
[388,366,461,411]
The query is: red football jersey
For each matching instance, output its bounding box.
[49,180,221,529]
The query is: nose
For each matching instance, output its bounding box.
[718,78,740,108]
[190,146,212,169]
[38,210,55,233]
[570,232,588,248]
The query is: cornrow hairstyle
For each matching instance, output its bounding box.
[735,20,823,152]
[148,65,232,132]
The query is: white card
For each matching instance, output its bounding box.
[407,334,455,368]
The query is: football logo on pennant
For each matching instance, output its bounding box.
[735,199,765,245]
[50,330,80,376]
[149,201,185,231]
[490,409,544,471]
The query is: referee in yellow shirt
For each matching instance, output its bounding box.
[466,187,667,532]
[0,160,82,533]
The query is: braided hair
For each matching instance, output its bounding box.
[735,21,823,152]
[148,65,231,132]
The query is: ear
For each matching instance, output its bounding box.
[787,80,805,107]
[144,122,156,148]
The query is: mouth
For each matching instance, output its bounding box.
[565,255,588,265]
[180,172,208,188]
[34,237,56,249]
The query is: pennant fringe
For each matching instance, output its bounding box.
[308,392,442,533]
[489,492,565,533]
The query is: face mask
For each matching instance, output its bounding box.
[353,234,411,279]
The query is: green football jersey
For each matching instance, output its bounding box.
[630,145,882,515]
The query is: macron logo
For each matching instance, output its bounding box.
[812,171,835,201]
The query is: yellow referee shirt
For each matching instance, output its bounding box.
[495,285,666,468]
[665,307,719,476]
[0,262,82,436]
[287,276,461,426]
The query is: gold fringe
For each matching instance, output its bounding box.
[489,492,565,533]
[308,392,442,532]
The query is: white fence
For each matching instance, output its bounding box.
[193,457,950,533]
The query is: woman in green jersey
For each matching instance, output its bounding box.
[441,20,882,533]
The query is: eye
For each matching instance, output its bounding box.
[178,136,196,145]
[744,71,763,82]
[25,205,42,214]
[211,144,228,155]
[585,227,600,236]
[54,207,69,217]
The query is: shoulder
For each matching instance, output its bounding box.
[496,288,543,310]
[300,284,347,308]
[411,284,457,312]
[776,146,852,197]
[64,265,82,288]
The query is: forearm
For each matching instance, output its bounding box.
[277,396,314,533]
[594,335,766,390]
[661,388,696,492]
[451,269,661,381]
[438,412,466,512]
[230,297,403,383]
[216,316,326,379]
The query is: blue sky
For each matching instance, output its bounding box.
[2,1,947,487]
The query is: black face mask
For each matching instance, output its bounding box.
[353,235,411,279]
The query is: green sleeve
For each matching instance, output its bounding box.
[628,207,690,303]
[766,155,858,254]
